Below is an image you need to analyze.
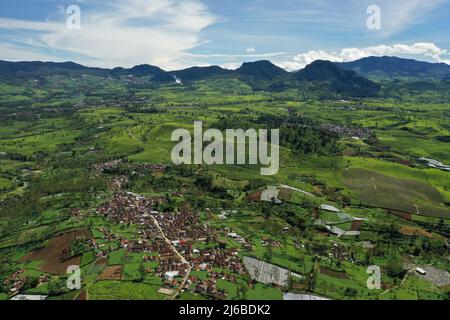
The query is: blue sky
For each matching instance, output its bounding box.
[0,0,450,70]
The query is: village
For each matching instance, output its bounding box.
[3,156,450,302]
[92,160,254,300]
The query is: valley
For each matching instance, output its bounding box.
[0,57,449,301]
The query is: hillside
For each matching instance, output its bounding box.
[0,60,166,80]
[340,56,450,80]
[294,60,381,97]
[154,66,232,82]
[236,60,288,81]
[4,57,450,98]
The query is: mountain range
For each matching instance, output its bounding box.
[339,56,450,80]
[1,56,450,97]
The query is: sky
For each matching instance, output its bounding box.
[0,0,450,71]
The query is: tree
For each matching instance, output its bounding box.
[263,202,272,220]
[344,287,357,297]
[70,238,86,257]
[48,278,69,296]
[237,284,248,300]
[386,258,406,278]
[137,263,146,282]
[264,243,273,262]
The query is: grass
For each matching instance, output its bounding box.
[343,167,450,218]
[216,279,239,300]
[80,251,95,267]
[380,275,443,300]
[108,249,126,266]
[88,280,165,300]
[346,157,450,201]
[191,271,209,280]
[246,284,283,300]
[378,129,450,163]
[0,130,80,156]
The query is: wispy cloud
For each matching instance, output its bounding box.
[0,0,218,69]
[276,42,450,71]
[188,52,291,59]
[239,0,445,35]
[376,0,444,35]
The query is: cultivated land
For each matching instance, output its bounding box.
[0,59,449,301]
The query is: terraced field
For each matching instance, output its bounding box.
[344,168,450,218]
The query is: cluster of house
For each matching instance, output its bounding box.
[224,228,253,251]
[2,269,48,295]
[92,159,123,174]
[96,192,163,225]
[158,258,188,284]
[86,226,161,260]
[141,163,167,174]
[109,176,129,191]
[2,269,26,294]
[95,192,190,289]
[90,165,255,298]
[330,242,348,260]
[320,123,374,139]
[190,248,246,274]
[260,238,282,248]
[153,211,210,242]
[151,210,254,297]
[188,260,247,300]
[70,208,84,219]
[192,280,227,299]
[93,159,167,175]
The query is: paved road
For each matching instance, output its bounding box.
[150,215,192,300]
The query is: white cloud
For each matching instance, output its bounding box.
[276,42,450,71]
[375,0,444,35]
[239,0,444,36]
[0,43,65,62]
[188,51,290,59]
[0,0,218,70]
[0,18,60,32]
[245,47,255,53]
[220,62,241,70]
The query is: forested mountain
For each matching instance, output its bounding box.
[339,56,450,80]
[2,57,450,98]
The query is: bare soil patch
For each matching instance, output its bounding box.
[400,226,433,238]
[350,220,363,231]
[95,257,108,266]
[76,290,87,300]
[247,191,262,202]
[278,188,292,201]
[319,267,349,280]
[22,229,91,275]
[389,210,412,221]
[98,265,123,280]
